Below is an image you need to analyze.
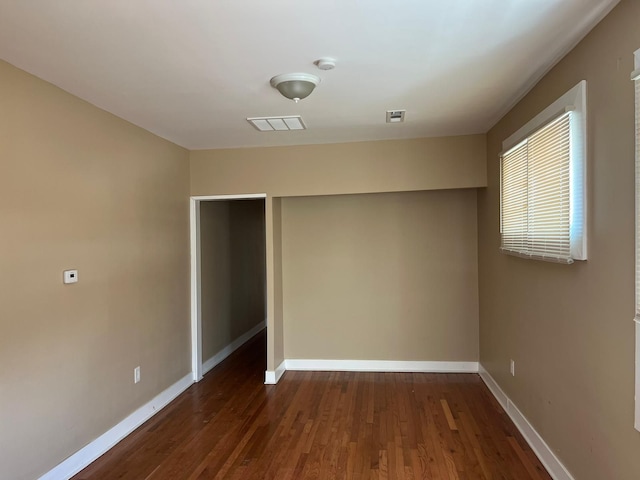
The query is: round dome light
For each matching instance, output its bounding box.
[270,73,321,103]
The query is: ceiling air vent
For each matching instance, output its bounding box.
[386,110,406,123]
[247,115,306,131]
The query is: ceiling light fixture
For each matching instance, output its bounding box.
[270,73,320,103]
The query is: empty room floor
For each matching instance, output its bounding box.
[72,331,551,480]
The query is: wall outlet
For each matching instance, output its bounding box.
[63,269,78,284]
[510,359,516,377]
[134,366,141,384]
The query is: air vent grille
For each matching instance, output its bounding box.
[247,115,306,131]
[386,110,406,123]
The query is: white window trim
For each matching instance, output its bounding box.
[633,47,640,432]
[500,80,588,262]
[502,81,586,153]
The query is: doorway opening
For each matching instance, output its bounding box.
[190,194,267,381]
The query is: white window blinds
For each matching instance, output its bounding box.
[632,52,640,433]
[635,76,640,323]
[501,113,573,263]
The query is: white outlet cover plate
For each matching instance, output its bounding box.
[63,270,78,284]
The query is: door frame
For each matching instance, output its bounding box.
[190,193,268,382]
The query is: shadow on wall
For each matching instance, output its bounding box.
[200,199,266,362]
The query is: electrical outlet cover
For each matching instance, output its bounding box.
[63,270,78,284]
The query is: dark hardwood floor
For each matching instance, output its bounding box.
[73,330,551,479]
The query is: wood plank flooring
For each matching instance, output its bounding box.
[73,330,551,480]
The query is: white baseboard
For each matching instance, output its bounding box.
[478,364,574,480]
[265,359,477,384]
[285,359,479,373]
[202,321,266,375]
[264,360,286,384]
[39,373,193,480]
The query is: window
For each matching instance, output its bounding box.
[500,81,587,264]
[632,48,640,432]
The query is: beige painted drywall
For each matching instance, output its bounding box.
[0,59,190,480]
[190,134,487,197]
[200,200,266,363]
[272,198,285,369]
[283,190,479,361]
[477,0,640,478]
[265,196,285,372]
[191,132,486,373]
[200,201,230,361]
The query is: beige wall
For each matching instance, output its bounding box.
[477,0,640,478]
[191,132,487,373]
[0,60,190,480]
[265,196,285,371]
[190,134,487,197]
[283,190,479,361]
[200,200,266,362]
[200,201,230,360]
[264,197,285,371]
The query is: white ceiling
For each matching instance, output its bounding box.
[0,0,619,150]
